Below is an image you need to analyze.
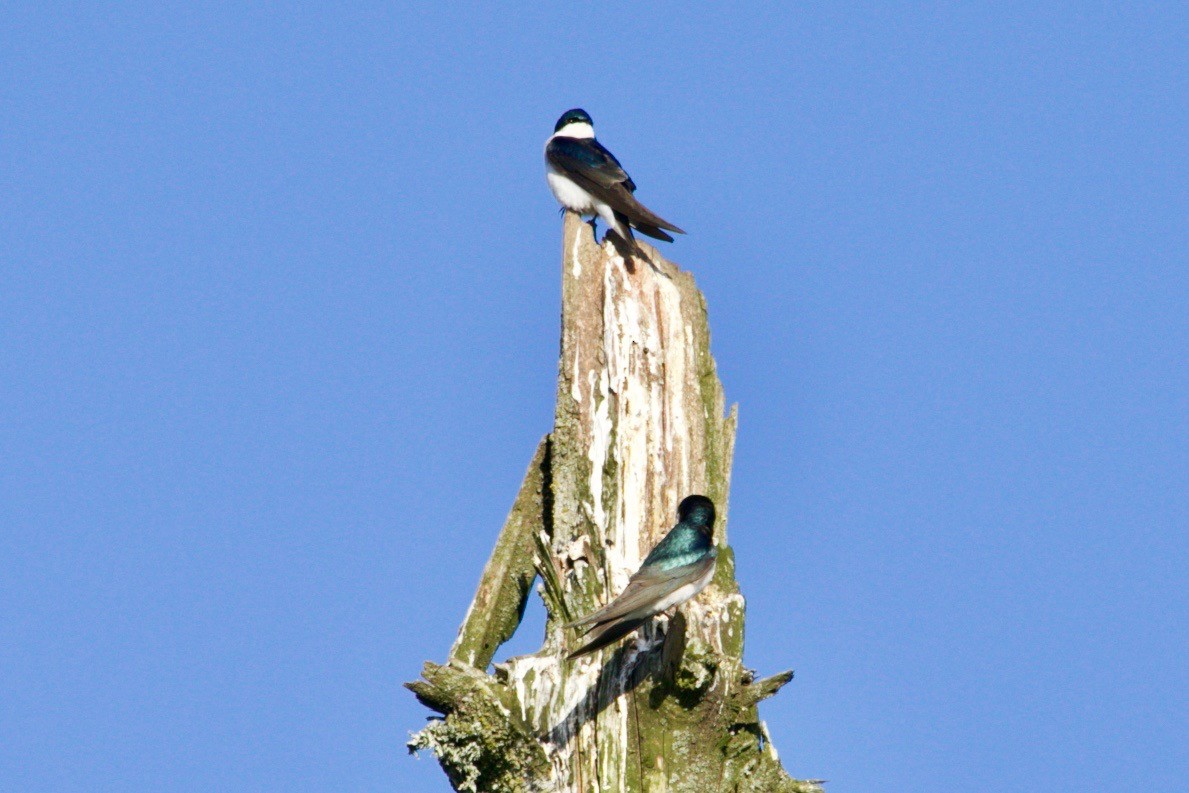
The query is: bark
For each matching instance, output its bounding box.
[409,214,821,792]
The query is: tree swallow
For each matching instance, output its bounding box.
[545,108,685,247]
[567,495,717,660]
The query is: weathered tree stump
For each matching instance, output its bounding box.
[408,214,820,792]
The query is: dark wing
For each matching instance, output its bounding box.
[546,136,635,192]
[546,137,685,236]
[592,139,638,193]
[566,615,650,660]
[628,220,675,243]
[566,554,715,632]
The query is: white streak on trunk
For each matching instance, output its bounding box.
[570,221,583,278]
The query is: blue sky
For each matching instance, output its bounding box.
[2,3,1186,791]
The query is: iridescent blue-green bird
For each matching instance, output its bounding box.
[567,495,717,660]
[545,108,686,246]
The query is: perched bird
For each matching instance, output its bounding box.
[545,108,685,247]
[567,495,717,660]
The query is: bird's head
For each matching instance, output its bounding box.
[553,108,595,138]
[677,495,716,533]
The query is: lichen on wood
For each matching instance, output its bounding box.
[408,214,820,791]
